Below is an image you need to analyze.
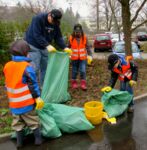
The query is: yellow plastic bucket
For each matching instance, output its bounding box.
[84,101,103,125]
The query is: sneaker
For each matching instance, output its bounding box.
[71,80,78,89]
[80,80,87,90]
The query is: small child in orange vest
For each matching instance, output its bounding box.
[68,24,93,90]
[3,40,44,147]
[102,54,138,112]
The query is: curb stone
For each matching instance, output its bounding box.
[0,133,12,142]
[0,93,147,142]
[134,93,147,102]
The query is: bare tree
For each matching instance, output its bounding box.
[89,0,121,32]
[21,0,55,14]
[108,0,122,38]
[102,0,113,31]
[118,0,147,56]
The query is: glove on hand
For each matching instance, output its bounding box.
[101,86,112,93]
[129,80,137,87]
[87,56,93,65]
[64,48,72,55]
[47,45,56,52]
[35,97,44,110]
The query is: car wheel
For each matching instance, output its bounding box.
[94,48,98,52]
[108,48,112,52]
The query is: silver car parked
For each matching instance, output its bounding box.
[113,41,142,59]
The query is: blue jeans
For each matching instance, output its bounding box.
[120,81,134,107]
[28,45,48,86]
[72,60,87,80]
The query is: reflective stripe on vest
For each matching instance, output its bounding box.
[70,35,87,60]
[9,94,33,102]
[113,63,132,81]
[7,85,29,94]
[3,61,35,109]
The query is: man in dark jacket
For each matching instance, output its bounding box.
[25,9,71,86]
[102,54,138,112]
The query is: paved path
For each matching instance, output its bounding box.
[0,99,147,150]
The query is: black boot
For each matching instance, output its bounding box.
[16,130,23,148]
[33,128,42,145]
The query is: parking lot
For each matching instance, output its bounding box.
[92,51,147,60]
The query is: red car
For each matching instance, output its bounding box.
[93,34,112,52]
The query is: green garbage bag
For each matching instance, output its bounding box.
[37,109,62,138]
[42,103,94,133]
[101,89,133,118]
[41,51,71,103]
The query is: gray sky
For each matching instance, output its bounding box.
[0,0,90,17]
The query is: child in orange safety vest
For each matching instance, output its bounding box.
[101,54,138,112]
[3,40,44,148]
[68,24,93,90]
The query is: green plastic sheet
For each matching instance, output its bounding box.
[41,103,94,133]
[41,52,71,103]
[101,89,133,118]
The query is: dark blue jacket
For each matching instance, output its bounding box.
[25,13,66,49]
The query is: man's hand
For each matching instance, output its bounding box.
[101,86,112,93]
[129,80,137,87]
[35,97,44,110]
[47,45,56,52]
[87,56,93,65]
[64,48,72,55]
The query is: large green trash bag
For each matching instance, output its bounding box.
[41,103,94,133]
[41,51,71,103]
[37,109,62,138]
[101,89,133,118]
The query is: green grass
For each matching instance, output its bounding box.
[0,65,4,86]
[0,108,12,134]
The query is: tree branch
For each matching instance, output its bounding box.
[131,19,147,32]
[131,0,147,25]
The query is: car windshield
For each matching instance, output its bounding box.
[137,32,147,36]
[111,34,119,39]
[96,35,110,41]
[114,43,139,53]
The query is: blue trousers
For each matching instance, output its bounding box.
[28,45,48,86]
[72,60,87,80]
[120,81,134,107]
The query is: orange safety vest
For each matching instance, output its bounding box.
[69,35,87,60]
[3,61,35,109]
[113,63,132,81]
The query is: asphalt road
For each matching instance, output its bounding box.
[1,99,147,150]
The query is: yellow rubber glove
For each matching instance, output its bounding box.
[64,48,72,55]
[47,45,56,52]
[87,56,93,65]
[35,97,44,110]
[101,86,112,93]
[129,80,137,87]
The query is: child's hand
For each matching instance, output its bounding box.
[129,80,136,87]
[35,97,44,110]
[87,56,93,65]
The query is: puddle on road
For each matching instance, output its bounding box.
[1,100,147,150]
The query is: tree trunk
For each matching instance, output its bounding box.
[121,0,132,56]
